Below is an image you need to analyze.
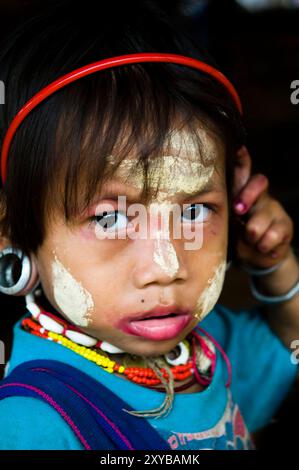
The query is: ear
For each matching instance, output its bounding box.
[232,146,252,199]
[0,236,8,251]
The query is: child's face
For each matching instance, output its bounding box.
[34,126,229,357]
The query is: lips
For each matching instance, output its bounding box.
[117,305,193,341]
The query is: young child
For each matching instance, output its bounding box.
[0,0,298,450]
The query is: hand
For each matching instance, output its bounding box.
[231,146,294,269]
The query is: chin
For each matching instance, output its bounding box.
[126,337,184,358]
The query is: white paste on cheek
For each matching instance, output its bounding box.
[194,260,227,321]
[52,255,94,327]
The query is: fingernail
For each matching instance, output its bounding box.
[234,200,247,213]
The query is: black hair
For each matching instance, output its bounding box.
[0,0,245,256]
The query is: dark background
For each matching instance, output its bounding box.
[0,0,298,449]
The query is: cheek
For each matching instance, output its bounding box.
[79,225,96,241]
[193,259,227,321]
[78,224,130,262]
[205,206,228,249]
[51,254,94,327]
[35,224,125,328]
[187,215,228,322]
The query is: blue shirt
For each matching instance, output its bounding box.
[0,303,297,450]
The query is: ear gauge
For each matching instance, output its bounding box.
[0,246,40,295]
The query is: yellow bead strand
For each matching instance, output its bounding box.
[47,331,122,374]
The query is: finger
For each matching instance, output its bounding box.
[244,208,273,244]
[256,220,293,255]
[236,237,290,267]
[233,174,269,215]
[232,146,252,198]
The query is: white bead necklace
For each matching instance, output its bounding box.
[24,291,209,368]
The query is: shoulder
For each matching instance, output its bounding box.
[202,302,295,366]
[199,303,250,345]
[201,302,280,346]
[0,395,83,450]
[203,304,298,432]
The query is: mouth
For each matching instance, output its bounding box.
[116,306,193,341]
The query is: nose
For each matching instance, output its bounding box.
[131,227,188,288]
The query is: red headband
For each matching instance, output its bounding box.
[0,52,242,184]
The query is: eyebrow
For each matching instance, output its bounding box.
[94,178,223,204]
[175,181,224,201]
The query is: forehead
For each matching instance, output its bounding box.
[108,126,222,166]
[99,129,225,203]
[106,126,225,192]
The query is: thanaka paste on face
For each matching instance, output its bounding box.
[107,128,217,277]
[193,259,227,321]
[149,200,180,277]
[51,253,94,327]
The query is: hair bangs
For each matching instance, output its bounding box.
[50,64,228,225]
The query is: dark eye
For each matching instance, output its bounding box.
[181,204,212,223]
[91,210,128,231]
